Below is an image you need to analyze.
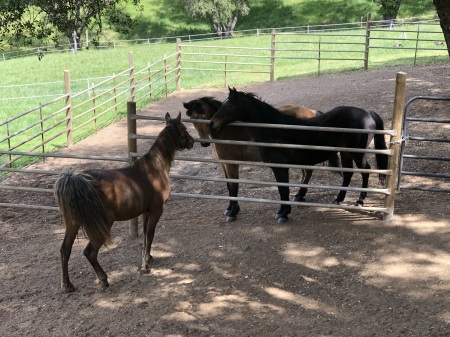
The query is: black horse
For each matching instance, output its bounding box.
[210,87,388,223]
[184,96,340,222]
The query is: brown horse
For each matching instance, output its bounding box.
[54,112,194,292]
[184,97,340,222]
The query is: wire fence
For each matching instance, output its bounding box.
[0,15,442,61]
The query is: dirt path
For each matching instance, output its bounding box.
[1,63,450,336]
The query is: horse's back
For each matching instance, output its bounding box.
[84,166,166,220]
[318,106,376,129]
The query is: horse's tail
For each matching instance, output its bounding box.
[369,110,389,184]
[54,169,112,247]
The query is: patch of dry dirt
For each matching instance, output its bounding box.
[1,63,450,336]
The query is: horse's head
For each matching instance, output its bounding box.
[209,87,244,133]
[183,97,219,147]
[165,112,194,150]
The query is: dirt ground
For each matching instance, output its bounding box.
[1,63,450,337]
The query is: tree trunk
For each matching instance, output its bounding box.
[434,0,450,57]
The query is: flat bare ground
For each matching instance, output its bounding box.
[1,63,450,337]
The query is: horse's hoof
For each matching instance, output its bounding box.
[275,214,288,223]
[332,199,340,205]
[292,196,306,202]
[277,216,289,224]
[100,280,110,291]
[226,216,236,223]
[355,200,364,207]
[62,283,76,293]
[224,209,231,216]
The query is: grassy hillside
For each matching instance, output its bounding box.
[116,0,436,39]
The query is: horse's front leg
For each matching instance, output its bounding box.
[293,169,313,202]
[142,208,163,273]
[223,164,240,222]
[271,167,291,224]
[60,225,78,292]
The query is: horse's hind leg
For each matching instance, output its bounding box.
[223,164,240,222]
[142,208,163,273]
[293,169,313,202]
[60,224,79,292]
[333,154,354,205]
[354,155,371,206]
[83,234,110,290]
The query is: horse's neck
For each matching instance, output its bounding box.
[250,99,298,125]
[141,127,177,174]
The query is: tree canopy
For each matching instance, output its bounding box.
[180,0,259,37]
[0,0,141,50]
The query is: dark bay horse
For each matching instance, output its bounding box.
[210,88,388,223]
[54,112,194,292]
[184,97,340,222]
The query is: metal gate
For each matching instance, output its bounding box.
[398,96,450,193]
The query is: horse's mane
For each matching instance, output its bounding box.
[185,96,222,118]
[240,91,306,125]
[199,97,222,115]
[137,121,180,171]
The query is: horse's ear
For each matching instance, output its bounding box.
[176,112,181,122]
[165,112,171,124]
[183,102,189,109]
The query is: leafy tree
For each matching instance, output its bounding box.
[374,0,403,21]
[180,0,257,37]
[0,0,142,50]
[433,0,450,57]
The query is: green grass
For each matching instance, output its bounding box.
[0,0,445,171]
[117,0,436,39]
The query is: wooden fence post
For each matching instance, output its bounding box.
[64,70,73,147]
[270,29,276,82]
[127,101,139,237]
[176,38,182,91]
[128,52,135,102]
[364,12,371,71]
[384,72,406,221]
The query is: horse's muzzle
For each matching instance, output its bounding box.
[209,121,220,134]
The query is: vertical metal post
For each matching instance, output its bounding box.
[127,101,139,237]
[128,52,135,102]
[6,120,11,167]
[64,70,73,147]
[112,74,118,121]
[39,104,45,154]
[224,53,228,88]
[270,29,276,82]
[318,37,321,76]
[364,12,371,71]
[384,72,406,221]
[176,38,182,91]
[92,83,97,130]
[148,63,153,102]
[414,23,420,66]
[164,56,168,97]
